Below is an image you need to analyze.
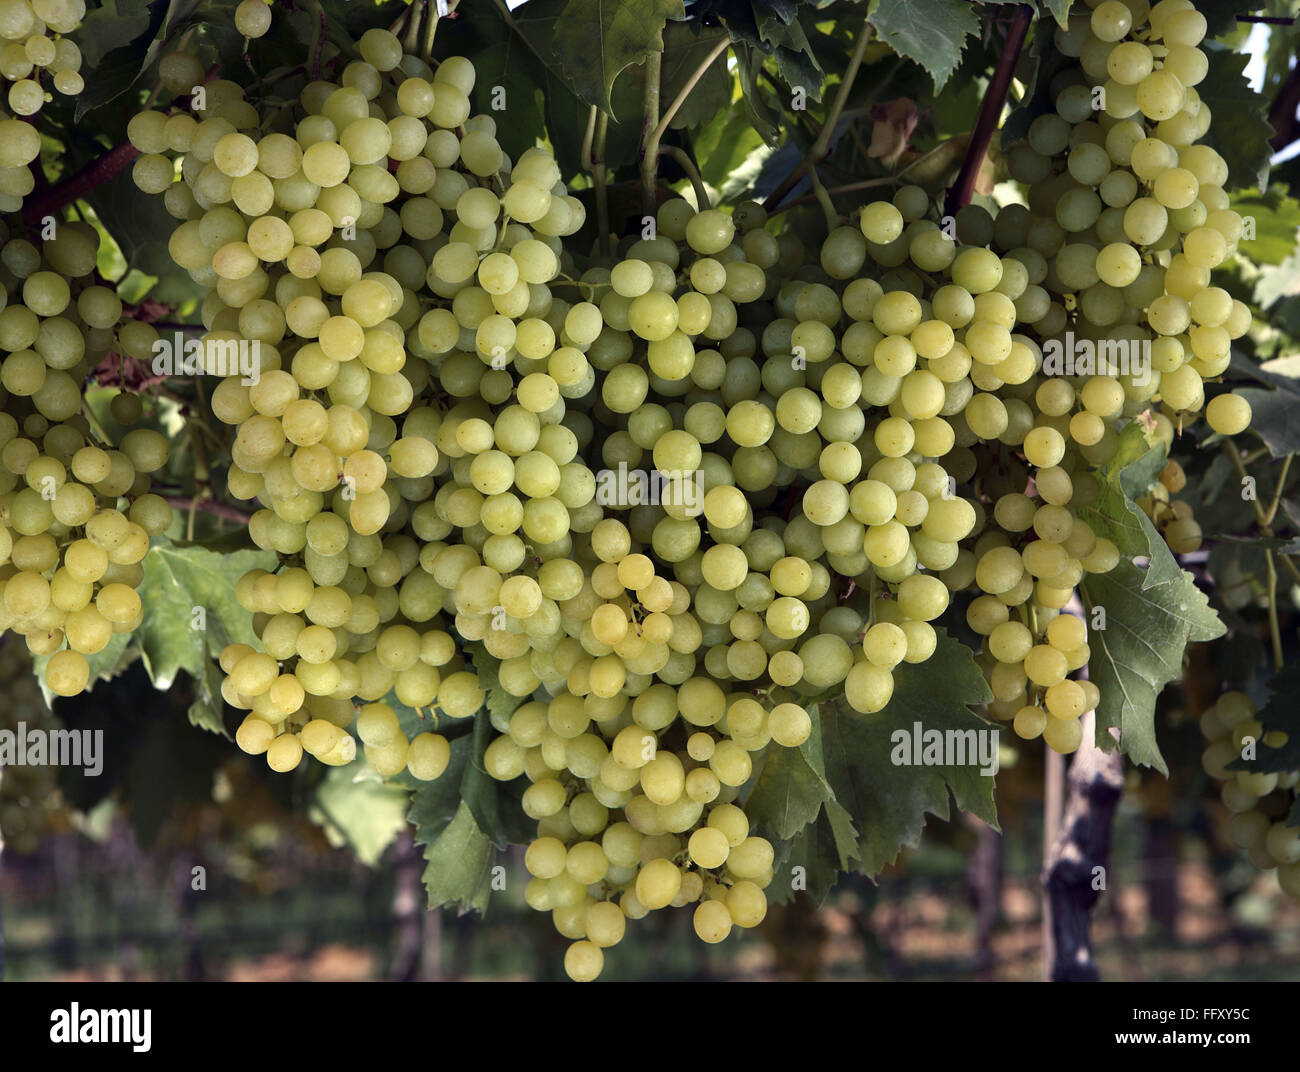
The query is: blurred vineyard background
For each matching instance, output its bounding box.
[3,654,1299,982]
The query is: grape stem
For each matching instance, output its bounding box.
[767,172,902,218]
[762,15,874,213]
[661,145,711,210]
[160,496,252,525]
[639,50,663,216]
[21,142,141,227]
[645,35,732,154]
[581,106,612,257]
[308,0,329,80]
[423,0,456,62]
[403,0,425,56]
[943,3,1033,218]
[809,164,838,231]
[1266,551,1283,671]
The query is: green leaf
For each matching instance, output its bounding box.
[731,43,782,145]
[1081,509,1224,774]
[1044,0,1073,29]
[135,535,276,690]
[77,0,153,67]
[74,0,205,120]
[449,0,553,163]
[1198,0,1251,40]
[416,801,496,913]
[810,629,997,878]
[404,733,476,834]
[1078,420,1168,560]
[746,732,833,841]
[660,23,733,129]
[523,0,687,113]
[311,763,411,867]
[461,706,532,849]
[771,808,848,905]
[187,653,228,736]
[755,2,824,99]
[694,102,769,196]
[867,0,980,92]
[1230,186,1300,267]
[1197,46,1273,192]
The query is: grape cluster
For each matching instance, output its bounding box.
[0,641,64,853]
[0,2,173,698]
[1199,690,1300,898]
[124,0,1267,980]
[129,28,586,781]
[930,0,1255,749]
[0,0,84,127]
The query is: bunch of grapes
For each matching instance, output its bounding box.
[0,0,174,698]
[0,0,85,124]
[1199,690,1300,898]
[0,640,64,853]
[115,0,1268,980]
[128,27,586,781]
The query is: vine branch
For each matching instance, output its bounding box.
[639,49,663,216]
[161,496,252,525]
[944,3,1033,218]
[646,35,731,150]
[661,145,710,210]
[22,142,141,226]
[763,15,874,212]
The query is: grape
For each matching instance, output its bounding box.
[234,0,271,37]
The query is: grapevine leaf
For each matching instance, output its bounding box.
[866,0,980,92]
[77,0,153,67]
[1081,515,1225,774]
[467,647,527,732]
[134,535,276,691]
[745,745,827,839]
[73,0,205,120]
[754,2,824,99]
[450,0,552,162]
[461,707,532,849]
[416,801,496,913]
[1197,46,1273,192]
[518,0,687,113]
[1199,0,1251,40]
[693,103,770,196]
[770,809,846,905]
[187,654,227,737]
[82,170,207,308]
[1229,186,1300,267]
[311,763,410,867]
[1044,0,1073,29]
[732,41,782,145]
[814,629,997,877]
[1232,659,1300,774]
[1078,420,1167,563]
[660,23,733,129]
